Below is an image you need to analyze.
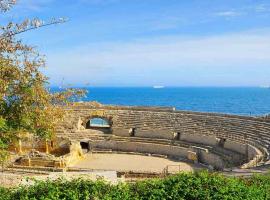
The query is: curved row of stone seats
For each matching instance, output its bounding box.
[112,126,267,163]
[160,117,270,162]
[89,136,254,169]
[58,105,270,169]
[69,130,254,170]
[59,125,266,168]
[60,135,259,170]
[86,137,226,170]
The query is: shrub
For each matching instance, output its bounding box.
[0,171,269,200]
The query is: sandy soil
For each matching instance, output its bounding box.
[1,154,204,187]
[71,153,203,173]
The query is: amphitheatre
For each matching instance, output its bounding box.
[1,102,270,186]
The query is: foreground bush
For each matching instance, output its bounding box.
[0,171,270,200]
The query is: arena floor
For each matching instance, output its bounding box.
[71,153,204,173]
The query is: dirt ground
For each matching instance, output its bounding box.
[71,153,203,173]
[0,153,204,187]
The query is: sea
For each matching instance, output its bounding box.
[53,87,270,117]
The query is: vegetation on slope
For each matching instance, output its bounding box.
[0,171,269,200]
[0,0,85,169]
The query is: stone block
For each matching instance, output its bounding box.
[180,133,219,146]
[187,151,198,163]
[112,128,131,137]
[136,129,174,140]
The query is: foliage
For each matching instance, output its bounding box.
[0,171,269,200]
[0,117,11,170]
[0,149,9,171]
[0,0,85,153]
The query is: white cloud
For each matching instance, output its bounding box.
[254,4,270,13]
[15,0,54,12]
[214,11,244,17]
[79,0,120,5]
[46,29,270,86]
[214,3,270,19]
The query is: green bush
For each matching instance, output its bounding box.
[0,171,269,200]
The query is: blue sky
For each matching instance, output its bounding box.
[1,0,270,87]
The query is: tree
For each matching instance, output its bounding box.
[0,0,15,12]
[0,147,9,172]
[0,0,85,157]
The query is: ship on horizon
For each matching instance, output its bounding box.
[153,85,165,89]
[260,85,270,89]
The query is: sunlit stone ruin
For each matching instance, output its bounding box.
[2,102,270,186]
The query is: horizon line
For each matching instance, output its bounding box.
[49,85,267,88]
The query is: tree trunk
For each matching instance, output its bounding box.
[45,139,49,154]
[18,139,22,155]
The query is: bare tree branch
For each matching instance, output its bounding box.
[0,0,16,12]
[5,18,67,37]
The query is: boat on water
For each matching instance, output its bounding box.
[153,86,165,89]
[260,85,270,89]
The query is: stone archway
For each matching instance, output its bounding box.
[86,117,110,129]
[81,115,113,134]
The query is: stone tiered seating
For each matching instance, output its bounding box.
[58,104,270,171]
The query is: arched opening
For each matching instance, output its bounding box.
[86,118,110,128]
[85,117,112,133]
[175,132,181,140]
[80,141,89,153]
[129,128,136,137]
[218,138,226,147]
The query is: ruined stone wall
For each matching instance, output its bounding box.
[59,107,270,146]
[88,140,189,159]
[56,105,270,163]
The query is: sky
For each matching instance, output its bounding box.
[1,0,270,87]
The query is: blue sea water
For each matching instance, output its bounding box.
[55,87,270,116]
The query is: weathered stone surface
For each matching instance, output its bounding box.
[56,103,270,169]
